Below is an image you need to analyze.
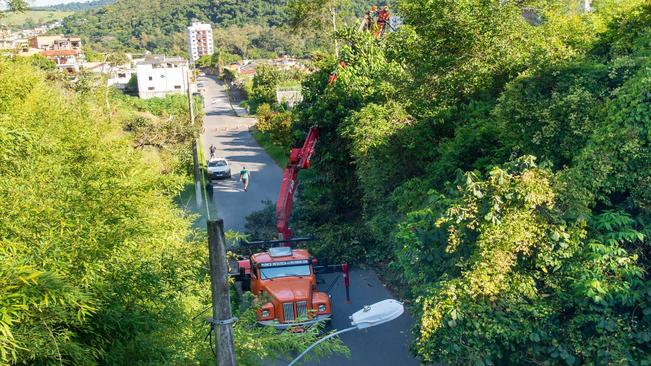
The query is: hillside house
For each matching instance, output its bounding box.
[135,55,189,99]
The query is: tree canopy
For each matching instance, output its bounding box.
[278,0,651,363]
[59,0,374,57]
[0,58,346,366]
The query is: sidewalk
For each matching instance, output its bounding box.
[223,80,250,117]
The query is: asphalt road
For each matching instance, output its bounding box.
[200,76,282,233]
[199,75,418,366]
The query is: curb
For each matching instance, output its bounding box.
[222,81,250,117]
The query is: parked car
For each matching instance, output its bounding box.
[207,158,231,179]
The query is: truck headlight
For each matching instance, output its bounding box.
[318,304,326,312]
[261,310,270,318]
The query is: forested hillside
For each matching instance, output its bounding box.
[34,0,114,12]
[0,58,344,365]
[59,0,371,57]
[283,0,651,364]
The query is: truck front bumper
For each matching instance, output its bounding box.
[257,314,332,329]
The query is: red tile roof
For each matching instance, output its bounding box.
[40,49,79,57]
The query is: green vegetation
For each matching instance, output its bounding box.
[59,0,375,57]
[248,65,303,113]
[261,0,651,364]
[60,0,301,56]
[246,64,307,169]
[0,58,346,365]
[33,0,114,12]
[8,0,651,364]
[252,129,290,168]
[0,10,74,29]
[0,0,28,19]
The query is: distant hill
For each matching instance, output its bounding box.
[33,0,115,12]
[60,0,372,57]
[60,0,290,53]
[0,10,74,30]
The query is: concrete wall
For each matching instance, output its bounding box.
[276,89,303,109]
[136,63,189,99]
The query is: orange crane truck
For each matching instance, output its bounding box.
[234,128,350,329]
[236,246,336,328]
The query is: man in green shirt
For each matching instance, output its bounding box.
[240,166,250,191]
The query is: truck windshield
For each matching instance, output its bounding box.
[260,265,310,279]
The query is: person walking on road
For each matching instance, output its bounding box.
[240,166,250,191]
[209,144,216,159]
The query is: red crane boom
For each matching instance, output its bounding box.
[275,127,319,242]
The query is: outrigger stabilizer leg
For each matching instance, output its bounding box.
[314,262,351,304]
[343,263,351,304]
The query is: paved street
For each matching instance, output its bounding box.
[200,76,282,232]
[199,75,418,366]
[312,270,418,366]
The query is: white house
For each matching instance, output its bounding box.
[187,21,213,63]
[135,55,189,99]
[110,66,135,88]
[85,62,136,90]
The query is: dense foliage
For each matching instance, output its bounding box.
[33,0,114,12]
[0,59,345,365]
[284,0,651,363]
[59,0,372,57]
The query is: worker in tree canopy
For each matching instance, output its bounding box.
[359,10,373,32]
[374,6,390,37]
[327,60,347,85]
[240,166,250,191]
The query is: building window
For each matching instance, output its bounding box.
[174,85,181,89]
[148,76,153,81]
[148,87,155,91]
[118,73,126,78]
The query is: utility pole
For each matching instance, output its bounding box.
[331,7,339,59]
[104,54,112,124]
[187,65,202,208]
[207,219,237,366]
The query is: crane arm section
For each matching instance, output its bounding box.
[276,127,319,242]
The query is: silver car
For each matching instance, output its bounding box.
[207,158,232,179]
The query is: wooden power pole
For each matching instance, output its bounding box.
[207,219,237,366]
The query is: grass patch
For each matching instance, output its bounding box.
[1,10,74,28]
[174,138,217,230]
[251,129,288,168]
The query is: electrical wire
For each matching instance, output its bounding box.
[197,143,212,221]
[209,328,216,357]
[192,305,211,321]
[288,326,357,366]
[325,275,341,294]
[198,166,209,219]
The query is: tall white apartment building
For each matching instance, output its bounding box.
[135,55,189,99]
[187,21,213,62]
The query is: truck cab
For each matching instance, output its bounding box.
[237,247,332,329]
